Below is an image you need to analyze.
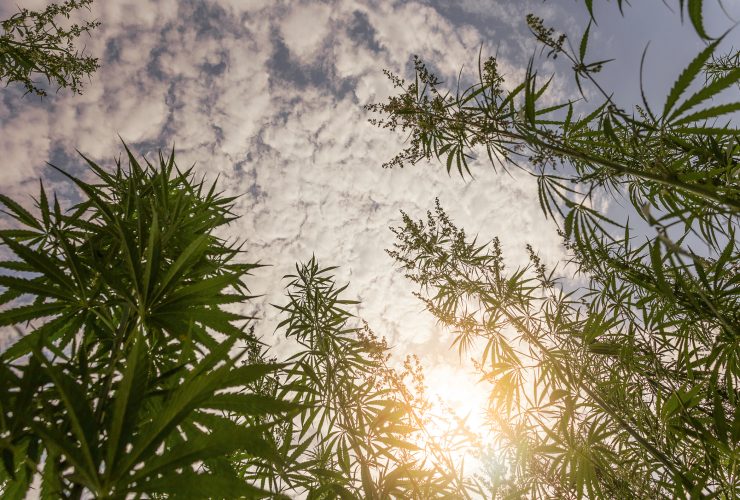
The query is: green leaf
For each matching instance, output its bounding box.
[129,415,274,486]
[584,0,594,19]
[35,350,99,482]
[40,450,63,500]
[31,424,99,492]
[141,210,160,304]
[672,125,738,136]
[663,38,720,118]
[524,60,537,125]
[712,393,728,440]
[687,0,710,40]
[105,331,149,476]
[221,363,282,389]
[0,229,43,241]
[601,115,620,145]
[0,235,73,290]
[1,312,82,361]
[587,342,621,355]
[579,21,591,62]
[0,276,68,300]
[0,260,35,272]
[0,446,34,500]
[669,67,740,121]
[49,165,116,223]
[1,447,15,480]
[0,193,42,230]
[115,222,142,302]
[130,471,271,499]
[203,393,297,415]
[0,302,65,328]
[151,234,210,303]
[649,241,672,298]
[550,389,570,403]
[115,352,246,479]
[36,180,51,230]
[158,273,242,306]
[671,102,740,126]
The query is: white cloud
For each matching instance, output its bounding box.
[278,2,333,63]
[0,106,51,194]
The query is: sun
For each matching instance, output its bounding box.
[424,364,490,437]
[406,361,500,473]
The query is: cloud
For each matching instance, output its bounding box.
[0,104,52,193]
[278,2,333,63]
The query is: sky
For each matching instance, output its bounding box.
[1,0,738,436]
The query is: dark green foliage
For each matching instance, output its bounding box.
[0,0,99,96]
[0,147,291,498]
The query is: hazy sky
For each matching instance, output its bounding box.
[1,0,738,420]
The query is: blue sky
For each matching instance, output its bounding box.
[1,0,738,431]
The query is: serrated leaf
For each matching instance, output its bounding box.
[105,331,149,476]
[0,276,68,300]
[126,423,269,486]
[663,38,721,118]
[579,21,591,62]
[31,424,99,492]
[151,234,209,303]
[0,260,35,272]
[1,312,81,361]
[36,351,98,480]
[672,102,740,126]
[0,235,73,290]
[670,66,740,121]
[49,165,116,223]
[131,471,271,499]
[158,273,242,306]
[115,354,250,479]
[687,0,710,40]
[203,393,297,415]
[0,302,65,328]
[0,193,42,230]
[39,450,63,500]
[221,363,282,389]
[141,210,160,304]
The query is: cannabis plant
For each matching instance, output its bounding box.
[390,199,738,497]
[0,147,294,498]
[373,3,739,498]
